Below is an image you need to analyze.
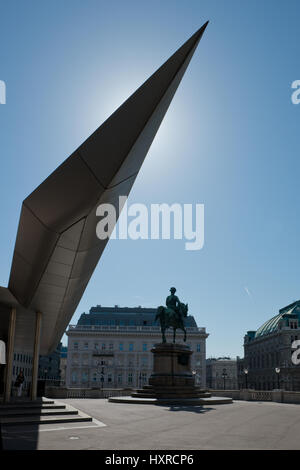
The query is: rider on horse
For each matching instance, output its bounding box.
[155,287,188,343]
[166,287,182,322]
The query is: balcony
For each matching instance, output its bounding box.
[92,350,114,357]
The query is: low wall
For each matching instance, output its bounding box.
[46,386,300,404]
[45,387,133,399]
[281,391,300,404]
[209,390,241,400]
[209,389,300,404]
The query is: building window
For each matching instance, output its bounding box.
[142,344,147,352]
[71,372,77,383]
[84,342,88,350]
[129,343,134,351]
[82,354,89,366]
[102,343,106,350]
[72,354,79,365]
[141,356,148,367]
[74,342,78,350]
[94,343,99,350]
[128,373,133,384]
[109,343,113,350]
[128,357,134,367]
[82,372,88,383]
[107,373,112,383]
[142,372,147,383]
[118,374,122,384]
[196,344,201,352]
[119,343,123,351]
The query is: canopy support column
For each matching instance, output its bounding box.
[4,307,16,403]
[31,311,42,401]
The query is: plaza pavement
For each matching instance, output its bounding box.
[2,398,300,450]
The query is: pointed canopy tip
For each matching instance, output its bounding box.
[196,20,209,37]
[184,21,209,49]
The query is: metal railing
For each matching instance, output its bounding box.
[68,324,205,333]
[45,387,132,399]
[249,390,272,401]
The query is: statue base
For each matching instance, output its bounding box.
[132,343,209,399]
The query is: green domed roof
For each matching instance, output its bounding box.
[254,301,300,338]
[255,313,282,338]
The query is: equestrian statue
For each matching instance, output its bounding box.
[155,287,188,343]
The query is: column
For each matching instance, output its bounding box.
[4,307,17,403]
[31,311,42,401]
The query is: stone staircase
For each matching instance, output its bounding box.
[0,399,93,426]
[131,385,212,399]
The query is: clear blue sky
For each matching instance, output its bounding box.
[1,0,300,357]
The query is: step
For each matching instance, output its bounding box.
[0,400,54,408]
[131,393,211,399]
[108,395,233,405]
[0,404,66,411]
[0,409,78,418]
[135,386,209,392]
[134,388,209,393]
[0,401,93,426]
[0,414,93,426]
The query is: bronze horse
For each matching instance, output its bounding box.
[155,302,188,343]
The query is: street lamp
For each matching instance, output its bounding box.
[243,368,248,389]
[43,368,48,396]
[97,363,105,389]
[275,367,280,389]
[222,368,227,390]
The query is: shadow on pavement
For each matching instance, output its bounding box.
[0,398,43,450]
[163,405,215,414]
[1,425,39,450]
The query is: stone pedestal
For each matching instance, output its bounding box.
[109,343,233,405]
[132,343,209,399]
[149,343,194,387]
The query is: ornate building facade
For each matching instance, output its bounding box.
[206,357,238,390]
[66,306,208,389]
[243,300,300,391]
